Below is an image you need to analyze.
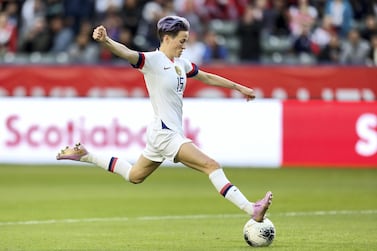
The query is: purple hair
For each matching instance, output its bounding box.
[157,16,190,41]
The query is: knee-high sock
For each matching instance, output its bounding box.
[81,153,132,181]
[209,169,254,215]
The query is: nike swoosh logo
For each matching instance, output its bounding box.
[164,67,171,70]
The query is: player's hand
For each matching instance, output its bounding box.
[240,86,256,101]
[92,25,107,43]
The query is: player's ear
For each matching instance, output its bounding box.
[162,34,173,44]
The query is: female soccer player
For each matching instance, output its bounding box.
[57,16,272,222]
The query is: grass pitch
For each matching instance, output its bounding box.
[0,164,376,251]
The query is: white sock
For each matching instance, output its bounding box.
[81,153,133,181]
[209,169,254,215]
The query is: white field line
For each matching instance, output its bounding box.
[0,210,376,226]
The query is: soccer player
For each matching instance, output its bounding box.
[57,16,272,222]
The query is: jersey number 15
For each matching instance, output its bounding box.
[176,76,184,93]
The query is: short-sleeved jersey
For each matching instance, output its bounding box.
[132,50,198,134]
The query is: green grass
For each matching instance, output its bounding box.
[0,165,376,251]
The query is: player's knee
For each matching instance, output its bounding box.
[128,177,145,184]
[127,172,146,184]
[128,173,146,184]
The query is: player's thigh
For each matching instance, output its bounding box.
[175,142,220,175]
[128,154,162,184]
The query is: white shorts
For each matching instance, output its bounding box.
[143,126,192,163]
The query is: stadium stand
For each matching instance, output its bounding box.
[0,0,376,66]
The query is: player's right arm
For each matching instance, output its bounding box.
[92,25,139,65]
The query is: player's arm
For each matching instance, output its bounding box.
[92,25,139,65]
[194,70,256,101]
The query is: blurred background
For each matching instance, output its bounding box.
[0,0,376,167]
[0,0,377,65]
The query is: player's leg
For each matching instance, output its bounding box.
[175,142,272,222]
[126,154,162,184]
[56,143,162,183]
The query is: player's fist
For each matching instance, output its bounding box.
[92,25,107,43]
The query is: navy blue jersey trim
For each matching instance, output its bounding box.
[186,63,199,78]
[161,120,171,130]
[131,52,145,69]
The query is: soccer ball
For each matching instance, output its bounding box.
[243,218,276,247]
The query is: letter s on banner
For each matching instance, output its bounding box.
[355,113,377,157]
[5,115,21,146]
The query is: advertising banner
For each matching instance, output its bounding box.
[283,101,377,167]
[0,98,282,167]
[0,66,376,100]
[2,98,375,167]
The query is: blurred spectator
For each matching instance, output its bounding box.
[288,0,318,37]
[324,0,354,38]
[174,0,207,34]
[141,0,163,22]
[181,31,205,65]
[64,0,95,34]
[77,19,93,39]
[121,0,143,36]
[360,14,377,42]
[349,0,369,21]
[312,0,326,19]
[366,34,377,66]
[311,15,335,49]
[68,31,99,63]
[135,0,175,51]
[252,0,268,20]
[0,11,17,54]
[202,29,228,64]
[204,0,246,20]
[236,4,262,62]
[118,27,140,50]
[366,0,377,16]
[292,24,319,55]
[317,32,342,64]
[95,0,123,21]
[2,1,20,27]
[340,28,370,65]
[45,0,64,18]
[102,8,122,42]
[49,15,74,53]
[263,0,290,36]
[136,0,163,50]
[19,16,51,53]
[161,0,175,16]
[20,0,45,38]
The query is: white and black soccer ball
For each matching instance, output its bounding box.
[243,218,276,247]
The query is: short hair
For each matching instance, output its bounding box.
[157,16,190,41]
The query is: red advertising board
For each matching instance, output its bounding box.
[0,66,376,100]
[283,101,377,167]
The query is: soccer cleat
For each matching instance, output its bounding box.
[56,142,88,161]
[252,191,273,222]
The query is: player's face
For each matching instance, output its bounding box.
[170,31,189,57]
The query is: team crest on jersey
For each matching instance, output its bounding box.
[175,66,182,76]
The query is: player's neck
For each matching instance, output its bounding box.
[159,46,175,62]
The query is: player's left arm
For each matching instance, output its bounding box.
[193,70,255,101]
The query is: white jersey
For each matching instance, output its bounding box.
[132,50,198,134]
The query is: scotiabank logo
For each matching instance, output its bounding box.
[355,113,377,157]
[4,115,200,148]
